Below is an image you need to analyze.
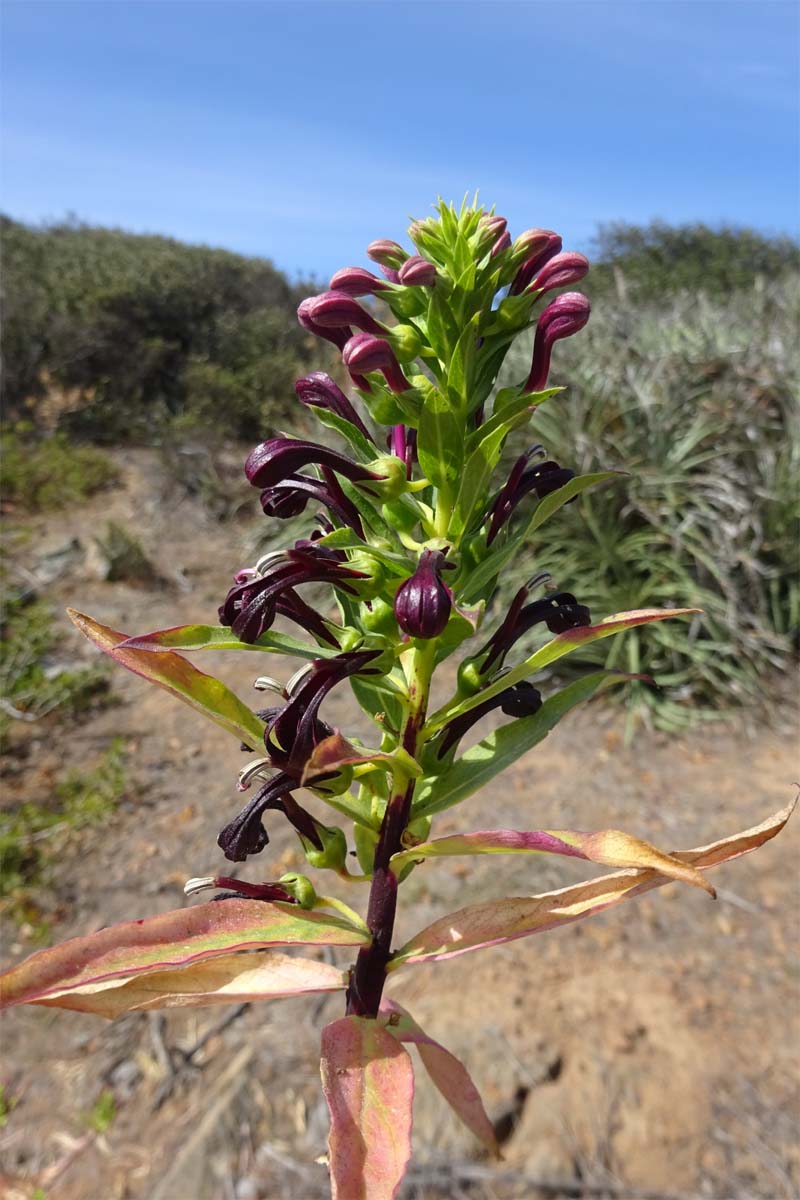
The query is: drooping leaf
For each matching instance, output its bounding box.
[525,470,625,534]
[0,899,370,1010]
[425,609,700,734]
[119,623,338,660]
[380,999,499,1157]
[67,609,267,750]
[414,673,629,818]
[302,731,420,786]
[36,952,347,1019]
[391,825,715,894]
[389,802,794,968]
[321,1015,414,1200]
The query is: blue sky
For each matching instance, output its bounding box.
[2,1,797,279]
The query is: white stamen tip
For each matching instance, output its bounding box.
[184,876,215,896]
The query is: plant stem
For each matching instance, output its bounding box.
[345,640,435,1017]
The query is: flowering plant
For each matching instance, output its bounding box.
[1,199,792,1199]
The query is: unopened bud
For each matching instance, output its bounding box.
[329,266,390,296]
[367,239,408,268]
[530,251,589,294]
[398,255,437,287]
[394,549,454,639]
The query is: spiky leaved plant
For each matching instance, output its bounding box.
[0,200,792,1200]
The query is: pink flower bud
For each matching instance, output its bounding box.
[329,267,390,297]
[530,251,590,294]
[394,550,454,639]
[366,239,408,269]
[397,255,437,287]
[306,291,385,335]
[526,292,591,392]
[342,333,411,393]
[510,231,562,294]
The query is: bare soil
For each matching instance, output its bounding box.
[1,449,798,1200]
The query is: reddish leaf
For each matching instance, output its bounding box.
[390,802,794,968]
[38,951,347,1019]
[380,999,499,1157]
[67,609,266,750]
[321,1015,414,1200]
[391,826,714,895]
[302,730,420,786]
[0,899,370,1011]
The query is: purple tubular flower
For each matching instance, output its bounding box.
[297,297,352,351]
[329,267,391,296]
[388,425,416,479]
[437,681,542,758]
[245,437,383,490]
[378,264,401,284]
[530,251,590,294]
[219,548,366,643]
[510,231,563,294]
[490,231,512,258]
[265,650,382,777]
[306,291,386,336]
[479,587,592,673]
[260,473,365,539]
[525,292,591,392]
[394,549,455,639]
[397,255,437,287]
[367,239,408,269]
[294,371,375,443]
[217,771,300,861]
[486,451,575,544]
[342,333,412,394]
[275,588,341,649]
[480,214,508,240]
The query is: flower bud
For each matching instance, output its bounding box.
[526,292,591,392]
[300,823,348,872]
[343,333,412,393]
[306,291,385,335]
[329,266,390,296]
[394,549,454,639]
[398,255,437,287]
[490,231,512,258]
[367,239,408,269]
[278,873,318,909]
[510,231,563,293]
[530,251,589,294]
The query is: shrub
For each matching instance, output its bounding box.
[0,427,118,510]
[500,275,800,728]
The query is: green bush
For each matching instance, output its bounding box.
[0,216,322,442]
[1,427,118,510]
[500,276,800,728]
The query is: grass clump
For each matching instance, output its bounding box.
[0,740,127,930]
[502,276,800,729]
[0,595,110,746]
[1,426,118,511]
[95,521,162,583]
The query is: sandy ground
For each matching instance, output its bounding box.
[1,449,798,1200]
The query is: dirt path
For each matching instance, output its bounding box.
[1,450,798,1200]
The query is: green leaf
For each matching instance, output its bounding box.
[68,609,267,750]
[0,898,370,1011]
[526,471,625,534]
[426,609,699,737]
[416,389,464,493]
[414,673,628,818]
[120,623,338,660]
[447,314,480,406]
[308,406,377,462]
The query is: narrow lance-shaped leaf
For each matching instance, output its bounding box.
[120,623,339,661]
[389,801,794,968]
[35,952,348,1020]
[0,899,370,1011]
[391,826,715,895]
[321,1015,414,1200]
[380,999,499,1157]
[414,672,629,818]
[67,609,268,750]
[425,608,700,734]
[302,730,421,786]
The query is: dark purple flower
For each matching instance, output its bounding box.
[342,333,412,394]
[260,472,365,539]
[274,588,341,649]
[245,437,383,490]
[486,449,575,544]
[394,549,455,639]
[294,371,375,443]
[305,291,386,336]
[297,296,352,351]
[525,292,591,392]
[217,771,315,861]
[265,650,382,777]
[397,255,437,287]
[436,681,542,758]
[219,547,366,643]
[329,267,391,296]
[388,425,416,479]
[530,251,590,294]
[478,585,592,674]
[510,231,563,294]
